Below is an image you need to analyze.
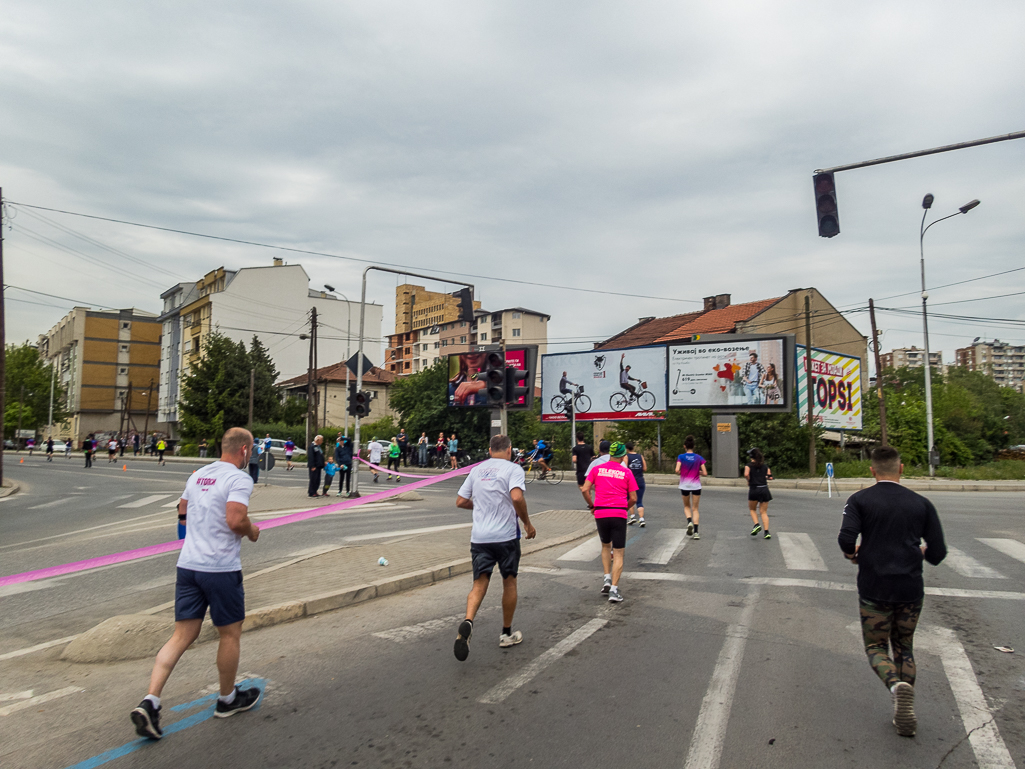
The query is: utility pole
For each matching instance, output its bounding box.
[248,367,255,429]
[0,187,6,485]
[868,299,888,446]
[305,307,318,447]
[804,293,816,475]
[16,383,24,450]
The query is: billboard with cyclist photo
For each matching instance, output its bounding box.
[540,345,667,422]
[667,335,794,412]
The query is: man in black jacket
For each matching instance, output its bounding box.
[307,435,325,498]
[334,436,353,496]
[838,446,947,738]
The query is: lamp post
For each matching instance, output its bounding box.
[324,285,353,437]
[919,194,980,476]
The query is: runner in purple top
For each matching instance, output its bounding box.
[675,435,707,540]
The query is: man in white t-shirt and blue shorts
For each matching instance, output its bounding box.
[367,439,383,483]
[453,434,536,661]
[130,427,263,740]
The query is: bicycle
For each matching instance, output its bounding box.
[610,382,656,412]
[550,385,591,415]
[515,451,564,485]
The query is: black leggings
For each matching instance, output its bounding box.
[387,457,400,473]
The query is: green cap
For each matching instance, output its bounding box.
[609,441,627,458]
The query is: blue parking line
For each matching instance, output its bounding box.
[63,678,264,769]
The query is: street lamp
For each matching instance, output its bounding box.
[323,285,353,437]
[919,194,981,476]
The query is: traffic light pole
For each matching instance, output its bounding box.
[351,266,474,498]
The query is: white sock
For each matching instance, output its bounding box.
[218,688,237,705]
[604,573,611,580]
[144,694,161,709]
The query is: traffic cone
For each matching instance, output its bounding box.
[19,458,24,464]
[123,464,127,471]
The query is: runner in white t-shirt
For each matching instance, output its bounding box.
[131,427,262,741]
[452,434,536,662]
[367,440,383,483]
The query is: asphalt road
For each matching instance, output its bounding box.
[1,455,1023,768]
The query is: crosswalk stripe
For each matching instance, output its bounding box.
[943,547,1006,579]
[117,494,173,509]
[638,529,687,565]
[558,536,603,562]
[978,538,1025,566]
[162,499,182,508]
[0,686,84,717]
[777,533,827,571]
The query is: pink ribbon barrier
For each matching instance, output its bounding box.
[356,456,448,479]
[0,463,478,587]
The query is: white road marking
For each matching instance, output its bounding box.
[0,686,84,716]
[0,506,166,551]
[943,547,1006,579]
[373,614,465,643]
[345,523,471,542]
[918,626,1018,769]
[479,618,607,704]
[248,502,405,520]
[638,529,687,565]
[683,587,760,769]
[978,537,1025,566]
[0,690,34,702]
[777,532,828,571]
[117,494,173,508]
[0,636,82,662]
[27,496,84,510]
[163,499,183,508]
[557,536,603,562]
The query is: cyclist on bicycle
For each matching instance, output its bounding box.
[559,372,578,398]
[530,438,554,476]
[620,353,642,400]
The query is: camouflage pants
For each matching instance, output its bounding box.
[859,597,923,689]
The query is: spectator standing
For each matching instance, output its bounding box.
[133,433,140,456]
[307,435,325,498]
[397,429,409,467]
[248,439,260,484]
[322,456,338,496]
[149,433,158,456]
[435,432,446,467]
[417,432,429,467]
[84,435,94,468]
[119,435,127,457]
[334,436,353,496]
[199,439,208,458]
[448,434,459,470]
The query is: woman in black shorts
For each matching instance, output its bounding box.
[744,448,773,540]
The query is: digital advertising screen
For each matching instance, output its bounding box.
[540,345,667,422]
[795,345,863,430]
[447,349,529,408]
[668,337,791,411]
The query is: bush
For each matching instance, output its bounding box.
[178,442,199,457]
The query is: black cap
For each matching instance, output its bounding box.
[599,440,611,453]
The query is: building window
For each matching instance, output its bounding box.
[122,321,131,329]
[480,333,487,341]
[512,312,521,319]
[461,321,466,328]
[460,336,467,344]
[405,361,411,369]
[434,342,440,349]
[119,367,128,374]
[120,344,129,352]
[512,329,521,337]
[441,339,447,347]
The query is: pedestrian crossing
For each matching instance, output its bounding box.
[556,526,1025,581]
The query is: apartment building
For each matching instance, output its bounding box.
[157,282,199,433]
[385,330,419,376]
[38,307,164,443]
[395,283,480,334]
[955,339,1025,390]
[880,346,943,371]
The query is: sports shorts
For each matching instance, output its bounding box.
[470,539,521,580]
[175,567,246,627]
[680,488,702,497]
[748,485,773,503]
[595,516,627,549]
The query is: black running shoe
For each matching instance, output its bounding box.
[130,699,163,739]
[214,686,262,718]
[454,619,473,661]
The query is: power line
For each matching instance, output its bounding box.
[837,265,1025,310]
[7,201,703,305]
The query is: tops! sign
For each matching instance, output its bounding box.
[795,345,863,430]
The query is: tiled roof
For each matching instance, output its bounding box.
[594,311,704,350]
[278,363,396,389]
[653,297,783,342]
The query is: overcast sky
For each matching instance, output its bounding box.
[2,0,1023,368]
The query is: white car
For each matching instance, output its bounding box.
[262,439,307,458]
[47,440,68,453]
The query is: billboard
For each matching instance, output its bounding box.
[541,346,667,422]
[795,345,863,430]
[447,349,530,408]
[667,336,792,412]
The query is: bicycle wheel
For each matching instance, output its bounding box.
[610,392,628,412]
[524,462,535,484]
[575,394,592,413]
[637,391,656,410]
[544,467,564,485]
[550,395,566,413]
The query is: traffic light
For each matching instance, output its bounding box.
[348,384,371,418]
[456,287,475,323]
[813,172,840,238]
[505,364,529,406]
[483,351,506,405]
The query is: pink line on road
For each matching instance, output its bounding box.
[356,456,446,479]
[0,464,476,587]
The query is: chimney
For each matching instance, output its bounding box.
[703,296,716,312]
[637,316,655,324]
[714,293,731,310]
[273,257,283,267]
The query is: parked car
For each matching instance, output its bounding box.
[49,440,68,453]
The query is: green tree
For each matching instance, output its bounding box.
[178,334,251,450]
[4,343,69,438]
[280,397,307,427]
[388,361,489,453]
[247,336,282,423]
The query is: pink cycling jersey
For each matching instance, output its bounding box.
[586,460,638,518]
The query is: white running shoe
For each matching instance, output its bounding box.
[686,521,695,536]
[601,575,612,594]
[499,631,523,648]
[627,514,637,525]
[638,518,646,527]
[693,532,700,540]
[608,587,624,603]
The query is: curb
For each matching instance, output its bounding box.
[0,480,22,498]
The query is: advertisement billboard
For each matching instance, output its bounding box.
[447,349,530,408]
[795,345,863,430]
[667,336,792,412]
[540,346,667,422]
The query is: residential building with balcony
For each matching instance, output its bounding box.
[157,282,199,434]
[955,339,1025,391]
[880,346,943,371]
[395,283,480,334]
